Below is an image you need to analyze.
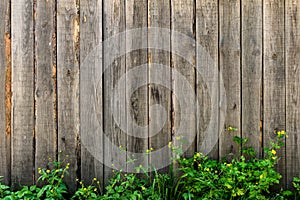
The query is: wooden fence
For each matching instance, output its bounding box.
[0,0,299,191]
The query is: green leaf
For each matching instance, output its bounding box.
[233,136,242,145]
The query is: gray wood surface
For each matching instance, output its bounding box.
[35,0,57,180]
[196,0,219,159]
[285,0,300,189]
[125,0,149,172]
[263,0,286,188]
[57,0,80,192]
[11,0,35,188]
[171,0,196,158]
[241,0,263,157]
[80,0,104,187]
[148,0,171,173]
[0,0,11,185]
[103,0,126,183]
[219,0,241,159]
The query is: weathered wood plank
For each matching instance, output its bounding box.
[0,0,11,185]
[126,0,149,172]
[148,0,171,172]
[241,0,263,157]
[57,0,80,192]
[35,0,57,179]
[196,0,219,159]
[285,0,300,189]
[171,0,196,158]
[11,0,35,188]
[263,0,286,188]
[80,0,103,187]
[103,0,126,183]
[219,0,241,159]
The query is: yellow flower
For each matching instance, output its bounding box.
[168,141,172,148]
[76,178,79,181]
[93,178,97,181]
[226,163,232,167]
[46,169,51,173]
[94,188,97,192]
[260,174,264,179]
[150,147,154,151]
[97,181,100,185]
[198,163,201,167]
[61,175,64,178]
[84,188,87,191]
[271,149,276,155]
[50,189,54,193]
[175,136,181,140]
[80,181,83,185]
[66,166,69,169]
[205,168,210,171]
[196,152,201,157]
[146,149,150,153]
[272,156,276,160]
[141,186,146,190]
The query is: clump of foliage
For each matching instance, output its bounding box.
[173,130,290,199]
[1,129,300,199]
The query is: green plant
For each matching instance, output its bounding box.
[0,176,12,199]
[13,185,40,200]
[71,178,101,200]
[293,176,300,198]
[173,129,289,200]
[35,153,69,199]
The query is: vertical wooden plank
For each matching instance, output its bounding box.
[35,0,57,178]
[171,0,196,158]
[126,0,148,172]
[263,0,286,188]
[57,0,80,192]
[103,0,126,183]
[286,0,300,189]
[80,0,103,186]
[219,0,241,159]
[148,0,171,172]
[196,0,219,159]
[0,0,11,185]
[11,0,35,187]
[242,0,263,157]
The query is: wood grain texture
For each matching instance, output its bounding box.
[263,0,286,188]
[35,0,57,179]
[241,0,263,157]
[148,0,171,173]
[0,0,11,185]
[196,0,219,159]
[126,0,149,172]
[171,0,196,158]
[57,0,80,192]
[11,0,35,188]
[80,0,103,187]
[285,0,300,189]
[103,0,126,183]
[219,0,241,159]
